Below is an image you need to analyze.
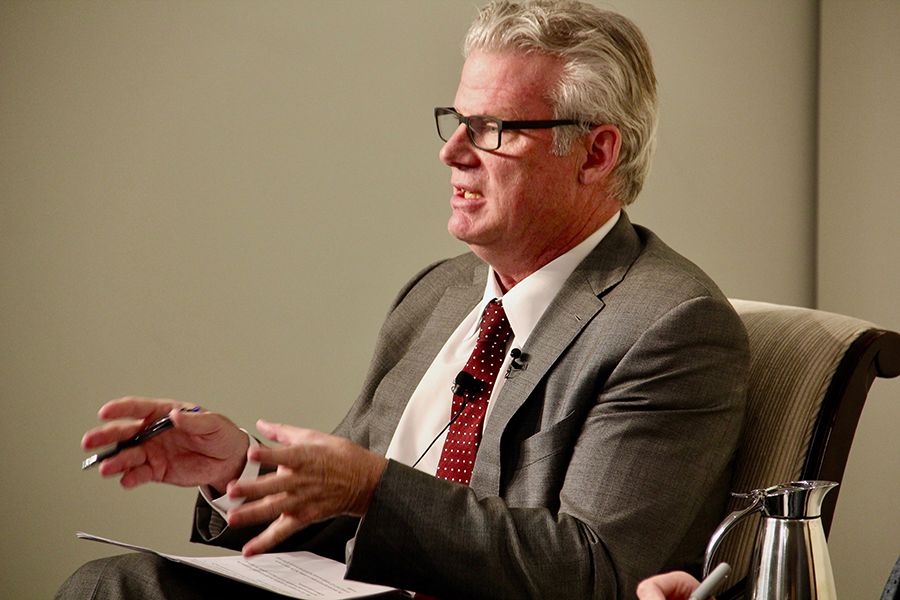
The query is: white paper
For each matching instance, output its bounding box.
[77,532,401,599]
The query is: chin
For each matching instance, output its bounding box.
[447,210,498,248]
[447,213,472,242]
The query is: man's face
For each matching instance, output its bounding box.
[440,50,593,267]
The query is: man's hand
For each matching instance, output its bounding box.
[82,397,250,492]
[636,571,703,600]
[224,420,388,557]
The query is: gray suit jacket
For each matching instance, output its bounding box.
[194,214,749,600]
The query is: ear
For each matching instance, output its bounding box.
[578,125,621,186]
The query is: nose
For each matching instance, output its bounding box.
[439,122,477,167]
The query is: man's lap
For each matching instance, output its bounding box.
[54,552,281,600]
[55,552,413,599]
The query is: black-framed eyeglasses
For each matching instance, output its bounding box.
[434,107,584,151]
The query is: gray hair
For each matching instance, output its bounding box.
[463,0,658,205]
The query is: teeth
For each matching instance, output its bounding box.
[463,190,482,199]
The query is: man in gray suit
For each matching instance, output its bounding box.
[59,1,749,599]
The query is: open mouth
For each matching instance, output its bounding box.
[455,187,483,199]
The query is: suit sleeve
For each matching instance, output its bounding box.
[345,295,749,600]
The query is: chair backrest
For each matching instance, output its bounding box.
[714,299,900,598]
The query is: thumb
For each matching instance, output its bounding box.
[169,408,224,436]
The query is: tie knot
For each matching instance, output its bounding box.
[478,299,512,345]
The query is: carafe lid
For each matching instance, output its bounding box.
[758,480,838,518]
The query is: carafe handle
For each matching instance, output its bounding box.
[702,490,765,577]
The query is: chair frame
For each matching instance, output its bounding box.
[803,328,900,534]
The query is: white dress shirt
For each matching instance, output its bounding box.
[385,211,620,474]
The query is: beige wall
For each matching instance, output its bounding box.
[0,1,895,598]
[819,1,900,597]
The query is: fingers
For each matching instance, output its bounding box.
[117,462,156,489]
[95,438,168,486]
[98,397,181,421]
[229,467,298,501]
[82,419,145,450]
[241,514,307,558]
[634,586,665,600]
[84,397,194,449]
[226,478,327,533]
[255,419,311,446]
[635,571,701,600]
[248,421,326,476]
[95,444,163,489]
[227,490,295,528]
[84,398,222,451]
[226,466,322,526]
[249,423,350,475]
[96,443,147,478]
[248,443,313,473]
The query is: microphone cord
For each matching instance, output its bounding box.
[408,348,525,471]
[410,372,478,469]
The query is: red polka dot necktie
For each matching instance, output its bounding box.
[435,299,512,486]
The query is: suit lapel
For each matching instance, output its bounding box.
[367,259,487,455]
[469,213,643,497]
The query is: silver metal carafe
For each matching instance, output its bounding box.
[704,480,838,600]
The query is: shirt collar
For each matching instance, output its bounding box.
[471,210,621,346]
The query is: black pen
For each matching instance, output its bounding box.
[81,407,201,470]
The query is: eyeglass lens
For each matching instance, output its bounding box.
[436,110,501,151]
